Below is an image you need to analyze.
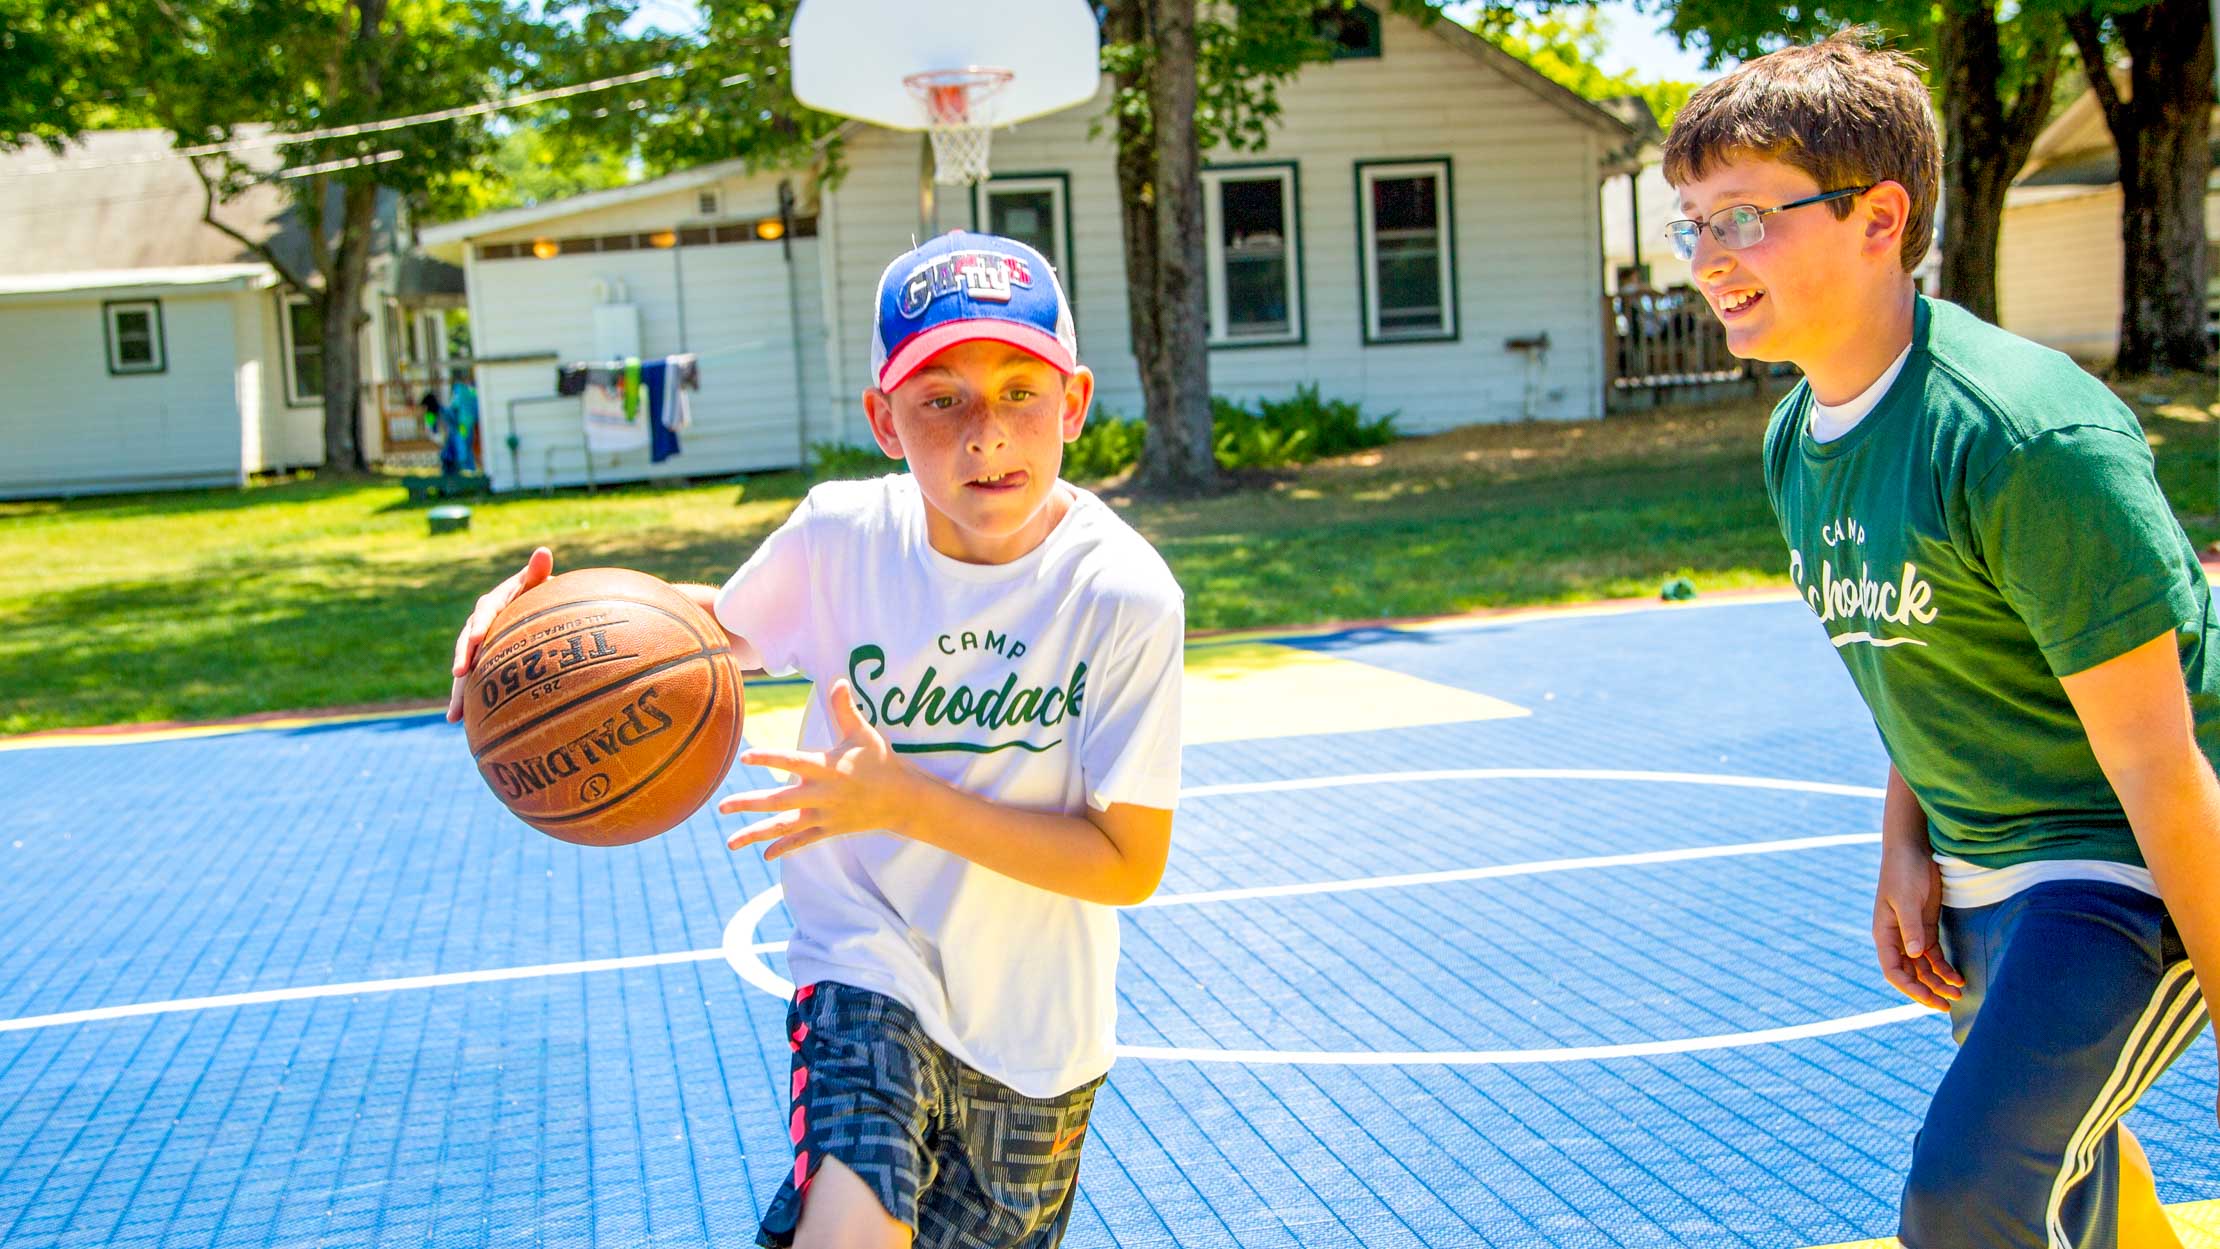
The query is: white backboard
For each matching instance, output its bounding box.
[788,0,1103,131]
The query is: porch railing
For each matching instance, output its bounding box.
[1604,286,1758,407]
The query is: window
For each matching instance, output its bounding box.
[280,294,324,406]
[1314,3,1381,59]
[696,188,721,217]
[974,174,1072,294]
[102,300,165,374]
[1357,159,1456,342]
[1202,164,1303,347]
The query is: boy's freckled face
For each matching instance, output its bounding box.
[865,339,1092,563]
[1674,154,1860,366]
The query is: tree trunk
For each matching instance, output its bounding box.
[1106,0,1219,494]
[1105,0,1163,452]
[1933,0,2059,324]
[320,182,379,475]
[1138,0,1215,493]
[2068,0,2215,373]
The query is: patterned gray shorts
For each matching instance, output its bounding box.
[756,981,1103,1249]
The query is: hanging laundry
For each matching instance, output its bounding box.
[581,359,646,455]
[640,353,699,463]
[559,354,702,460]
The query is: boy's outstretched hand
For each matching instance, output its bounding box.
[1872,844,1966,1011]
[445,546,555,722]
[720,679,921,861]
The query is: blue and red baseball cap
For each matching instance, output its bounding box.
[870,230,1078,391]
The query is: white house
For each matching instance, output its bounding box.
[419,6,1639,494]
[1998,85,2220,363]
[0,130,459,499]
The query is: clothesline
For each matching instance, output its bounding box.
[556,338,778,371]
[560,353,700,466]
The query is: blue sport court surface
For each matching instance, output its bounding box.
[2,591,2214,1248]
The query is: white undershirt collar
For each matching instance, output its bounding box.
[1807,343,1913,444]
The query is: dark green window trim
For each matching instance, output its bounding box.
[1354,156,1460,347]
[277,292,325,408]
[971,171,1077,298]
[102,299,166,376]
[1202,160,1306,351]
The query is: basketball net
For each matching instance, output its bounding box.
[904,67,1012,185]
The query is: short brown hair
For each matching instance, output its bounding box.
[1662,28,1940,273]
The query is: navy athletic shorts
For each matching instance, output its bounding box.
[1899,880,2209,1248]
[756,981,1102,1249]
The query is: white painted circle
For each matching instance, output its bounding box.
[720,769,1929,1064]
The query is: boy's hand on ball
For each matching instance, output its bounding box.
[445,546,554,722]
[720,678,919,860]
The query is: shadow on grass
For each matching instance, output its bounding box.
[0,515,799,734]
[0,475,368,523]
[1150,458,1787,631]
[368,469,814,516]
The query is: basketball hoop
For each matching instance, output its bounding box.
[904,67,1013,185]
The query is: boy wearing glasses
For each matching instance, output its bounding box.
[1665,29,2216,1249]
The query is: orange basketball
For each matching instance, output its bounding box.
[462,567,744,846]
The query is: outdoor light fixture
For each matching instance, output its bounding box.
[647,230,678,249]
[754,217,786,241]
[530,238,560,259]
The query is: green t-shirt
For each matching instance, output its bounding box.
[1762,295,2219,869]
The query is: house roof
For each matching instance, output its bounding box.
[0,263,277,303]
[0,128,447,293]
[2018,73,2220,188]
[419,14,1640,246]
[0,129,299,279]
[1428,19,1641,149]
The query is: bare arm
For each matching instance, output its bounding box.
[673,582,766,673]
[719,678,1173,907]
[2058,630,2220,1114]
[1872,762,1963,1008]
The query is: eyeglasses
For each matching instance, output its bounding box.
[1664,185,1874,262]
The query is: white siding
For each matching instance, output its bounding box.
[246,290,325,471]
[1999,185,2220,364]
[0,291,245,497]
[818,11,1614,435]
[233,290,266,472]
[464,233,816,492]
[1999,188,2125,362]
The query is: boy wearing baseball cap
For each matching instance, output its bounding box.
[712,230,1182,1248]
[446,230,1182,1249]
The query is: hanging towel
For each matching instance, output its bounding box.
[640,353,700,463]
[582,365,647,454]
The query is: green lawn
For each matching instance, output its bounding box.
[5,374,2212,735]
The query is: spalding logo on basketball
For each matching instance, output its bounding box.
[462,567,744,846]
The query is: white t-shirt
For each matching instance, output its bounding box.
[1807,343,1912,443]
[714,474,1185,1097]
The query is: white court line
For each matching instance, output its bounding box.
[1138,833,1883,907]
[1182,768,1885,800]
[717,766,1915,1064]
[719,829,1884,976]
[0,947,760,1035]
[1115,1005,1931,1066]
[2,769,1895,1052]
